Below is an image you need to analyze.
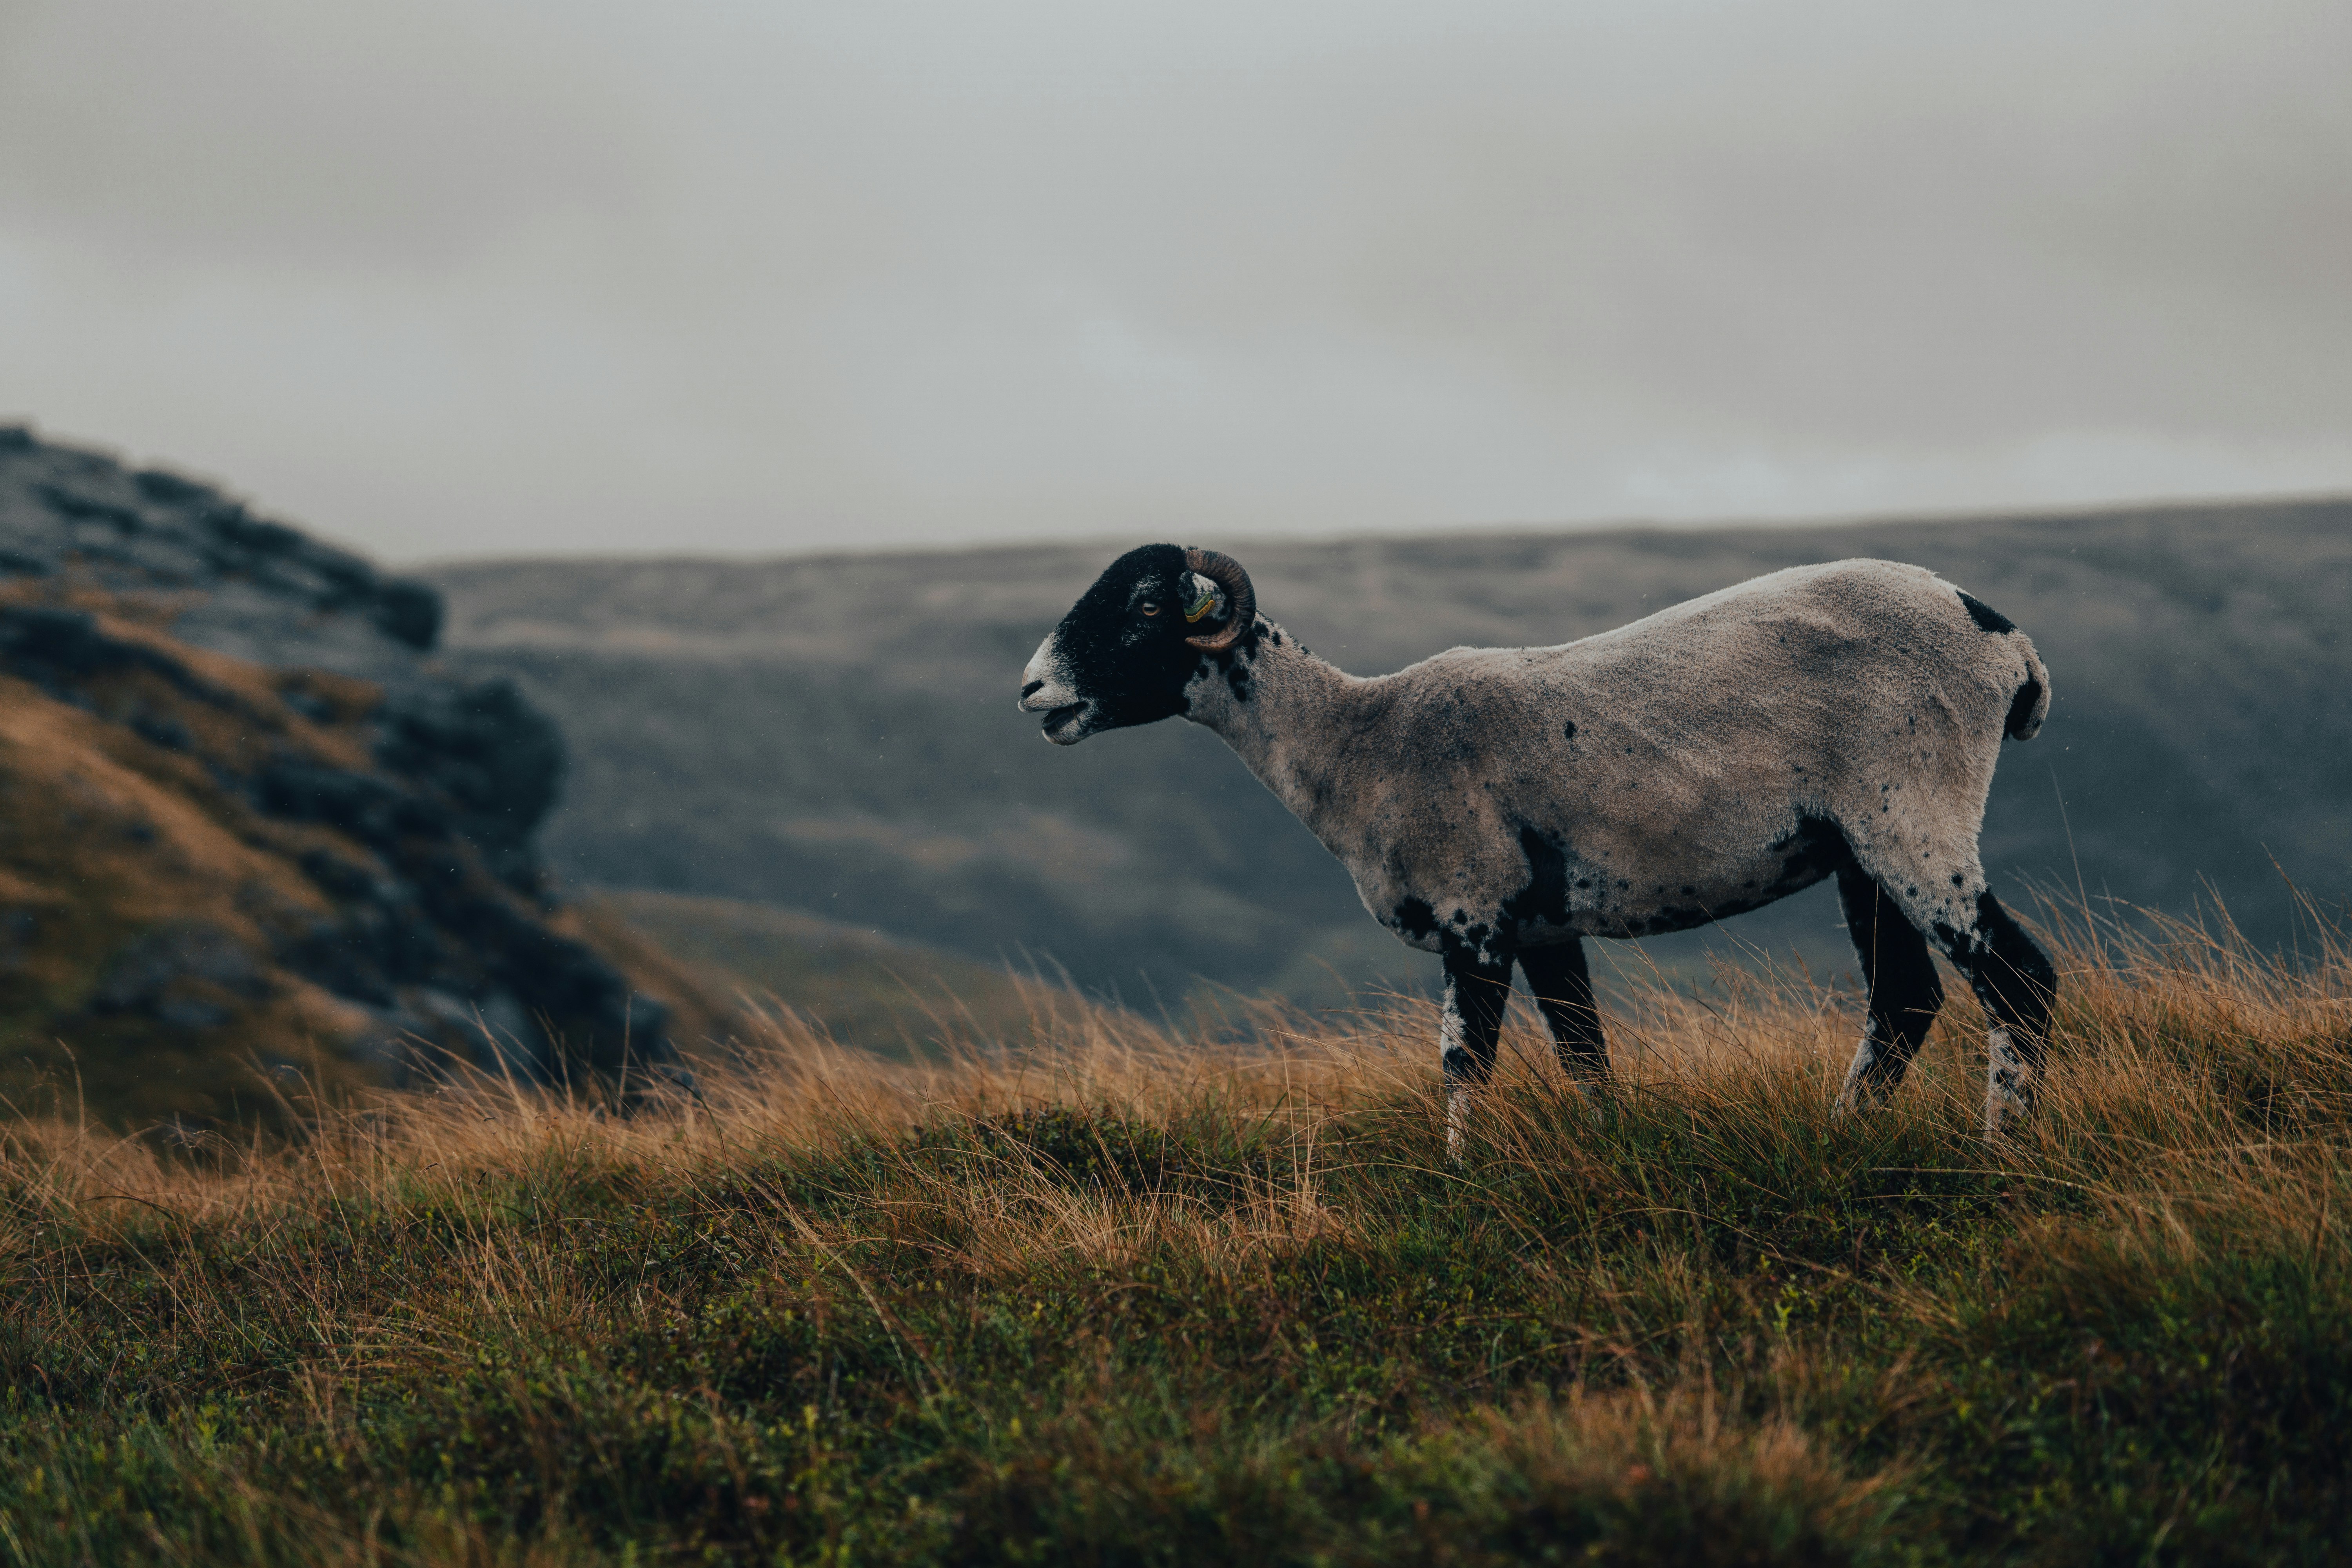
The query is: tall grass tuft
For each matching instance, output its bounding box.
[5,905,2352,1563]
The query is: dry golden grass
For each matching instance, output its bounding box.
[6,905,2352,1563]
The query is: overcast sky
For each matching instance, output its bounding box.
[2,1,2347,563]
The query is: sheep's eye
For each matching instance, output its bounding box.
[1138,602,1161,617]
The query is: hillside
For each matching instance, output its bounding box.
[594,888,1055,1060]
[428,499,2352,1006]
[6,920,2351,1562]
[0,427,734,1125]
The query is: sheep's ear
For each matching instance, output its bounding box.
[1181,571,1229,626]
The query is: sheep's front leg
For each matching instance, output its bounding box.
[1441,949,1512,1163]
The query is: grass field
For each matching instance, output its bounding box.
[5,907,2351,1564]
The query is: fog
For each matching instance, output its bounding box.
[2,0,2346,561]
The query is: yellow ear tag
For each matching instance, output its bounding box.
[1183,589,1218,623]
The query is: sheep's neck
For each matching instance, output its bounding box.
[1183,624,1366,849]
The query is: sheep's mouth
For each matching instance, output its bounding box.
[1041,703,1086,740]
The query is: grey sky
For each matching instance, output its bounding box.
[2,0,2346,563]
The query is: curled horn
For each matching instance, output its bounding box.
[1182,547,1256,651]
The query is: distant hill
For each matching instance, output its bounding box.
[592,888,1056,1059]
[426,499,2352,1006]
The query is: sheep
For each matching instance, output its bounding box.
[1018,544,2058,1158]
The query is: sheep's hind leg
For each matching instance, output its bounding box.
[1439,948,1512,1163]
[1833,864,1944,1113]
[1518,940,1608,1102]
[1931,892,2058,1136]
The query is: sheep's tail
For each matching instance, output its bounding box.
[1949,583,2050,742]
[2004,633,2050,742]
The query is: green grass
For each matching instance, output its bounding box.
[5,917,2352,1564]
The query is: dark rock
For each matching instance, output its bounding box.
[132,468,218,506]
[0,433,447,680]
[0,426,689,1093]
[33,481,143,532]
[0,605,131,675]
[297,848,389,903]
[0,604,215,703]
[375,678,562,886]
[279,687,337,723]
[625,992,671,1042]
[92,921,270,1019]
[372,578,444,650]
[254,760,447,847]
[0,909,37,973]
[207,510,308,557]
[130,710,193,750]
[278,931,396,1007]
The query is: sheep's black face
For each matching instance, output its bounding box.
[1016,543,1230,744]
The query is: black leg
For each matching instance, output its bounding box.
[1834,864,1945,1109]
[1439,948,1512,1088]
[1933,891,2057,1130]
[1440,947,1512,1160]
[1517,939,1609,1082]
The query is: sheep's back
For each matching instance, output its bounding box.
[1327,559,2038,940]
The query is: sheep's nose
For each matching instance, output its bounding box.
[1020,680,1044,700]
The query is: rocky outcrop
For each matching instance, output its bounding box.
[0,423,443,671]
[0,424,715,1125]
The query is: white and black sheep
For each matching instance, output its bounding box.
[1018,545,2058,1155]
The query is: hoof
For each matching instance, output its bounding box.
[1982,1027,2038,1139]
[1445,1085,1479,1165]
